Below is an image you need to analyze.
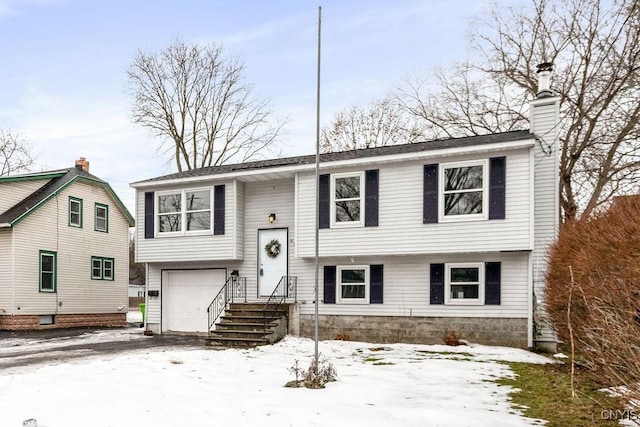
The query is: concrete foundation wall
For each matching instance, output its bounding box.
[299,315,528,348]
[0,313,126,330]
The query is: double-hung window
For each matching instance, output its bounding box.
[39,250,57,292]
[445,263,484,305]
[331,172,364,227]
[157,188,212,235]
[440,160,488,221]
[69,197,82,227]
[92,256,114,280]
[95,203,108,232]
[337,266,369,304]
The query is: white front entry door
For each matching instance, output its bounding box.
[258,228,288,297]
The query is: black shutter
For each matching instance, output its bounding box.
[144,192,154,239]
[489,157,506,220]
[370,264,383,304]
[214,185,225,235]
[319,174,330,229]
[423,164,438,224]
[323,266,336,304]
[485,262,501,305]
[365,169,379,227]
[430,263,445,304]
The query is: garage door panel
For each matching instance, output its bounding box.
[162,269,226,333]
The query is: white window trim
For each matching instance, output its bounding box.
[103,259,114,280]
[330,171,365,228]
[91,256,115,281]
[336,265,369,304]
[439,159,488,222]
[91,257,103,279]
[95,203,108,232]
[155,187,214,237]
[69,197,82,227]
[445,262,484,306]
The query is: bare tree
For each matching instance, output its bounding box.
[129,234,145,285]
[399,0,640,222]
[0,130,35,176]
[127,39,286,172]
[320,97,424,153]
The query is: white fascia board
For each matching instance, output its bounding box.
[0,223,11,228]
[131,138,535,189]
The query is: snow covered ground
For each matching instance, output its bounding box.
[0,325,552,427]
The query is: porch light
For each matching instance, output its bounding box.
[268,213,276,223]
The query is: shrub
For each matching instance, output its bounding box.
[443,330,463,346]
[334,333,350,341]
[545,196,640,401]
[286,355,338,389]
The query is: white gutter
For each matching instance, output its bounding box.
[0,223,11,228]
[131,138,535,189]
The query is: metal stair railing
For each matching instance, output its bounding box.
[262,276,297,333]
[207,275,247,332]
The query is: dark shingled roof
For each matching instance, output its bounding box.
[0,167,115,225]
[133,129,532,184]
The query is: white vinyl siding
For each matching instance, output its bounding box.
[234,180,245,260]
[530,97,561,342]
[0,230,12,314]
[136,181,237,263]
[297,148,532,257]
[10,181,129,315]
[0,179,50,214]
[293,252,528,319]
[143,178,296,329]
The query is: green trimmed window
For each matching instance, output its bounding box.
[39,250,57,292]
[95,203,108,232]
[91,256,115,280]
[69,197,83,227]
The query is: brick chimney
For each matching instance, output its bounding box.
[75,157,89,172]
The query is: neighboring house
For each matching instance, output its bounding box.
[131,70,560,349]
[0,158,134,330]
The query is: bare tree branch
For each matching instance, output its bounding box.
[0,130,35,176]
[399,0,640,221]
[127,39,286,172]
[320,97,425,153]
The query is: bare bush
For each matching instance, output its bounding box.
[443,330,463,346]
[546,196,640,401]
[286,355,338,389]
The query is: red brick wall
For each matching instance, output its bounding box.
[0,313,126,330]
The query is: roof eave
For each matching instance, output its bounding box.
[131,137,535,189]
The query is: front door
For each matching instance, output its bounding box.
[258,228,288,297]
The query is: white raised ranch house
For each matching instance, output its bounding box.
[131,69,559,349]
[0,158,134,330]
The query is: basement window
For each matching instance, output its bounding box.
[39,315,54,325]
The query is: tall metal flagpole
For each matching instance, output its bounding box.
[314,5,322,362]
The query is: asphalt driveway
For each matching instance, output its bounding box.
[0,324,206,371]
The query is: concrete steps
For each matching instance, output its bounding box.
[206,302,288,347]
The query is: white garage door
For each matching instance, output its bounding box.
[162,269,226,334]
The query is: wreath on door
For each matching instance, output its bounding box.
[265,239,281,258]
